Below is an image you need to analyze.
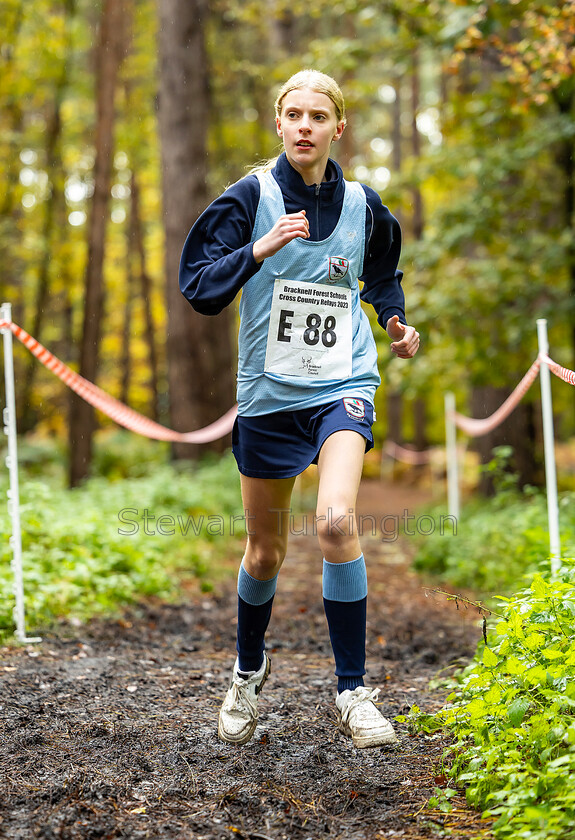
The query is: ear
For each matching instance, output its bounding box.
[276,116,283,138]
[332,120,345,143]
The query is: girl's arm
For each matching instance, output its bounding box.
[359,186,406,330]
[360,187,419,358]
[179,177,261,315]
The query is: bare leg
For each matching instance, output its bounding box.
[316,429,369,694]
[240,474,296,579]
[219,473,298,743]
[233,474,296,672]
[316,430,366,563]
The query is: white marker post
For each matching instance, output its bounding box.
[1,303,41,643]
[444,391,460,521]
[536,318,561,576]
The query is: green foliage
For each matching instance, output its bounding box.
[0,449,243,639]
[402,564,575,840]
[412,480,575,594]
[90,430,172,479]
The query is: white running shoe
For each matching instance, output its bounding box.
[218,655,271,745]
[336,686,398,748]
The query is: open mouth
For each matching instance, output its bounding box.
[296,141,313,148]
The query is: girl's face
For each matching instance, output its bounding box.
[276,88,345,185]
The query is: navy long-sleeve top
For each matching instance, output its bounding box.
[179,152,406,331]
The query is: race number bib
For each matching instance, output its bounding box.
[264,279,352,379]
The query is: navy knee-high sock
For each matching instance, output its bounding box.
[322,555,368,693]
[236,562,278,673]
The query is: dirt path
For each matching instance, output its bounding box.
[0,481,491,840]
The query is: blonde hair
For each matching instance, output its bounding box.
[274,69,346,126]
[248,70,346,175]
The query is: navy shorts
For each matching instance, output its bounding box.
[232,398,374,479]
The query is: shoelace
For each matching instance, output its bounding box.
[225,679,257,716]
[340,687,380,725]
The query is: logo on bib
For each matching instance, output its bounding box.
[328,257,349,282]
[343,398,365,420]
[300,355,320,376]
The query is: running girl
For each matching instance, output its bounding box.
[179,70,420,748]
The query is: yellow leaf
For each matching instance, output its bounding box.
[483,647,498,668]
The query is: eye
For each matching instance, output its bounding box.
[314,114,327,121]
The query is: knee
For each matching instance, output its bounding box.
[244,538,286,580]
[315,504,357,554]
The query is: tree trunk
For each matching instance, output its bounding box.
[68,0,130,487]
[336,16,357,174]
[385,77,404,444]
[157,0,235,460]
[413,398,427,450]
[268,1,295,55]
[20,0,75,432]
[120,237,133,408]
[130,172,160,421]
[471,385,542,495]
[554,93,575,368]
[410,46,424,241]
[20,92,64,432]
[0,5,26,372]
[386,392,403,445]
[391,76,403,228]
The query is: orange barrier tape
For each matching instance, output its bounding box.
[4,316,572,445]
[541,353,575,387]
[0,318,237,443]
[450,358,541,437]
[448,352,574,438]
[382,440,434,465]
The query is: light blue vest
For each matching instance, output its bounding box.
[237,170,380,416]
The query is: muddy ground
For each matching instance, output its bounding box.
[0,481,493,839]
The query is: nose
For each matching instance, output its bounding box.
[299,113,312,132]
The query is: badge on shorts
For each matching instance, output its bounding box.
[343,398,365,420]
[328,257,349,282]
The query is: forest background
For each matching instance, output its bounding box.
[2,7,575,836]
[1,0,574,488]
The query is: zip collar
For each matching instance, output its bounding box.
[271,152,345,209]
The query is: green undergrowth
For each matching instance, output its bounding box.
[0,438,244,640]
[411,484,575,596]
[401,562,575,840]
[407,451,575,837]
